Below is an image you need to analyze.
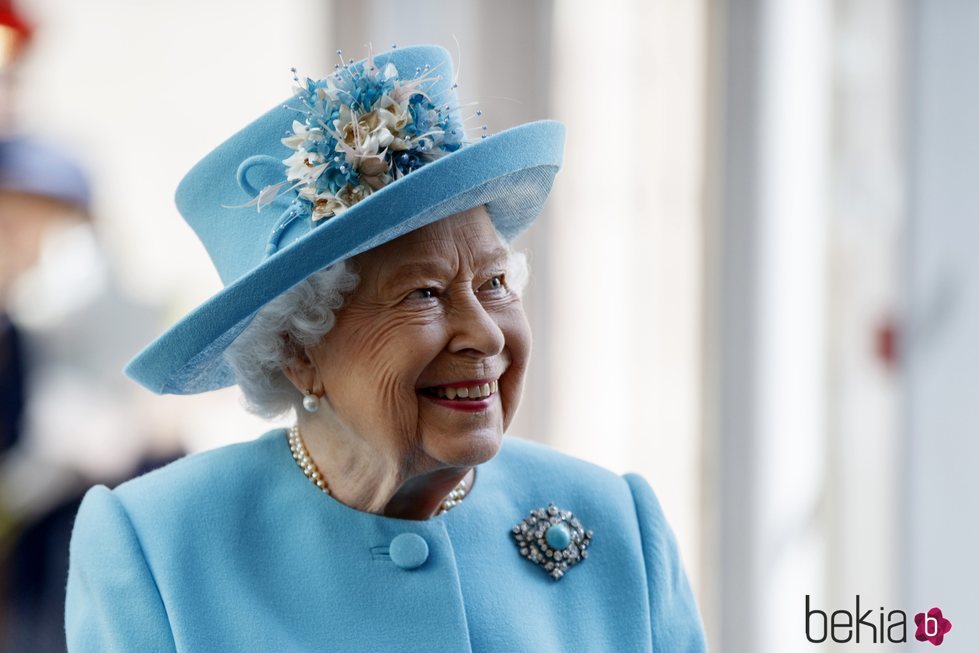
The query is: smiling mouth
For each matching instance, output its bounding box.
[420,379,499,401]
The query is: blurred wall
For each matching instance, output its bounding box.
[907,0,979,648]
[707,0,834,648]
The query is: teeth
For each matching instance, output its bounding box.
[431,380,500,400]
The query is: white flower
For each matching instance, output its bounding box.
[331,94,411,178]
[297,182,373,221]
[335,183,372,209]
[281,120,324,151]
[299,186,345,221]
[283,149,327,184]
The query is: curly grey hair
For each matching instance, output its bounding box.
[224,240,529,418]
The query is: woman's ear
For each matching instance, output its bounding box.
[281,346,319,396]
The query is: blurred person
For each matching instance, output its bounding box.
[0,136,178,652]
[0,135,91,468]
[0,4,182,651]
[0,135,89,652]
[64,45,707,652]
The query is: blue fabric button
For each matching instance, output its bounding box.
[545,523,572,550]
[389,533,429,570]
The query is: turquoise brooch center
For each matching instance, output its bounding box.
[545,522,572,550]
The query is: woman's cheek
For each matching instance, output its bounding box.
[499,304,532,430]
[501,302,532,364]
[366,322,441,420]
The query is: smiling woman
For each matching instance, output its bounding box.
[291,210,528,519]
[228,206,530,519]
[64,45,707,652]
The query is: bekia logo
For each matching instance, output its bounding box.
[914,607,952,646]
[806,595,953,646]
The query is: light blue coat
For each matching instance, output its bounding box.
[65,431,707,652]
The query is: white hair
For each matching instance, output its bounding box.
[224,237,529,419]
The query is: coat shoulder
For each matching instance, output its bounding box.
[109,429,287,516]
[495,435,636,511]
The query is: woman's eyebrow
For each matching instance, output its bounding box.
[481,246,511,267]
[380,246,510,289]
[474,247,511,277]
[472,248,514,282]
[381,260,453,289]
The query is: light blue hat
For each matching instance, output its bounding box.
[125,44,565,395]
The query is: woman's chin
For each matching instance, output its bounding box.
[425,427,504,468]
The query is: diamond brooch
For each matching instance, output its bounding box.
[511,503,593,581]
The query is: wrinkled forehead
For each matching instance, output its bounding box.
[362,206,506,264]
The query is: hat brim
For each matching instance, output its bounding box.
[124,120,565,394]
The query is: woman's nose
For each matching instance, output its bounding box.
[446,290,505,357]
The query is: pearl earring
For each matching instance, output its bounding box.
[302,389,320,414]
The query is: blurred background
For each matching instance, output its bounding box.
[0,0,976,651]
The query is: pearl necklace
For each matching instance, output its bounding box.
[287,425,469,516]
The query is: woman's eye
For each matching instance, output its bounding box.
[477,275,506,293]
[407,287,437,300]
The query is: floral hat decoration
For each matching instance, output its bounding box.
[266,50,467,225]
[125,44,565,395]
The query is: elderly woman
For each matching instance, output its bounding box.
[65,45,707,652]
